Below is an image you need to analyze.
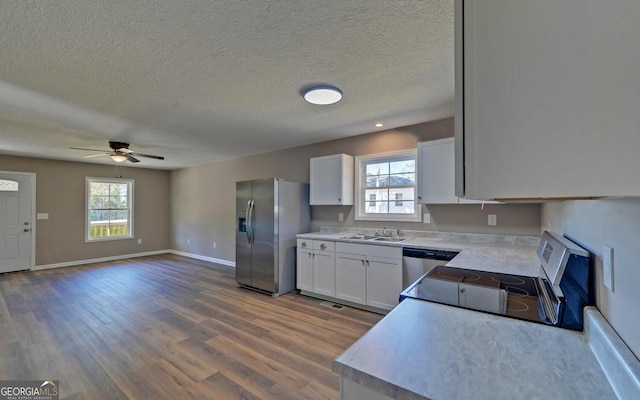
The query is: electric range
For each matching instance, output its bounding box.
[399,231,591,330]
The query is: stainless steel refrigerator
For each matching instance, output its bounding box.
[236,178,310,297]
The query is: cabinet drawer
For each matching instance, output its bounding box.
[312,240,335,252]
[297,239,313,250]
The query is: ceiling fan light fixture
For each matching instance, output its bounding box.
[303,86,343,105]
[110,152,128,163]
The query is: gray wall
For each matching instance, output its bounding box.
[543,198,640,358]
[170,118,541,263]
[0,155,171,266]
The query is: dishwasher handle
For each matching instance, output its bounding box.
[402,247,459,261]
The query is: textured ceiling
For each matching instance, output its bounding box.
[0,0,454,170]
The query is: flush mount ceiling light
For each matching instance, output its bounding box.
[110,152,128,163]
[303,86,343,105]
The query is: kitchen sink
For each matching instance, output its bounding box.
[372,237,410,242]
[341,235,378,240]
[340,235,410,243]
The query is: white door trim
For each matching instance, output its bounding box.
[0,171,36,270]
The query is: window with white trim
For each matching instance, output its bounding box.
[355,150,420,222]
[86,177,134,241]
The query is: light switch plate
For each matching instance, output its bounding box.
[37,213,49,220]
[423,213,431,224]
[338,212,344,222]
[603,245,614,292]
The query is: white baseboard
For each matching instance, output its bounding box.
[169,250,235,267]
[33,249,235,271]
[33,250,171,270]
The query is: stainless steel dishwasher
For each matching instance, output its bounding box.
[402,247,460,290]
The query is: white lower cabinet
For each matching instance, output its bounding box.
[296,239,336,296]
[335,253,367,304]
[365,255,403,310]
[336,242,403,312]
[313,250,336,297]
[297,245,314,292]
[298,239,403,312]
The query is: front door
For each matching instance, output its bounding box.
[0,172,34,273]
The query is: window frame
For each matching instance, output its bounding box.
[354,149,421,222]
[85,177,135,242]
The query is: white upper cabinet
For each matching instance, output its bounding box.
[418,138,494,204]
[310,154,354,205]
[417,138,459,204]
[455,0,640,200]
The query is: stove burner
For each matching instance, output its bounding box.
[437,269,481,282]
[507,299,529,312]
[505,286,530,297]
[492,275,526,285]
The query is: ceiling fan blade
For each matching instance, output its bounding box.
[126,155,140,163]
[129,152,165,160]
[83,153,109,158]
[69,147,108,152]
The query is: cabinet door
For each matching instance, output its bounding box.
[457,0,640,199]
[335,253,366,304]
[458,283,504,314]
[296,248,313,292]
[313,251,336,297]
[417,139,459,204]
[310,154,354,205]
[421,278,459,306]
[366,256,402,310]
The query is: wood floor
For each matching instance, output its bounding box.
[0,254,383,399]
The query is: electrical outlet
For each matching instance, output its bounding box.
[138,239,142,244]
[338,212,344,222]
[213,241,217,248]
[603,245,614,291]
[488,214,497,226]
[187,238,191,245]
[423,213,431,224]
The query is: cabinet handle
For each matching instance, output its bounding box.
[320,244,327,250]
[361,259,365,265]
[418,196,422,200]
[301,241,307,247]
[338,197,341,202]
[308,253,312,258]
[366,260,370,266]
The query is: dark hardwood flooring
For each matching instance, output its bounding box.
[0,254,383,399]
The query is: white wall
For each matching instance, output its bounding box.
[543,198,640,358]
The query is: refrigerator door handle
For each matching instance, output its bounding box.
[245,199,252,244]
[247,199,255,244]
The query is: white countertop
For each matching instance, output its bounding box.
[304,229,640,399]
[297,230,541,276]
[333,300,622,400]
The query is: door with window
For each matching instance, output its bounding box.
[0,173,34,273]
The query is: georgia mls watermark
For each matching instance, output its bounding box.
[0,380,58,400]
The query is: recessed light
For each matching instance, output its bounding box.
[303,86,343,105]
[375,123,384,128]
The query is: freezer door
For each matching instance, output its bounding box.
[249,179,277,293]
[236,181,253,286]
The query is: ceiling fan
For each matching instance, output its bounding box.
[70,141,165,163]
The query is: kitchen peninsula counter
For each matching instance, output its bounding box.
[333,299,635,400]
